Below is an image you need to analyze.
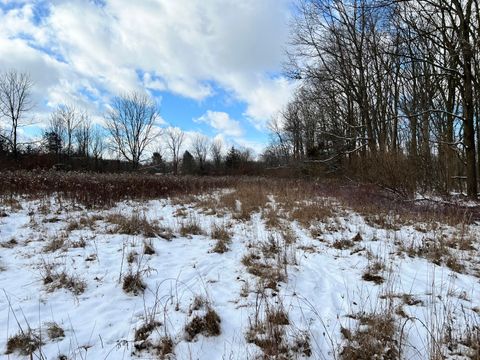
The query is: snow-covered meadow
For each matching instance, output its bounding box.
[1,181,479,359]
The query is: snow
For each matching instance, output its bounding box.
[0,194,479,359]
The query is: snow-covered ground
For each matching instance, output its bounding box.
[0,192,479,359]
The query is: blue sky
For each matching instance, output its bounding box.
[0,0,296,155]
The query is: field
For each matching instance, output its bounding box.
[0,172,479,359]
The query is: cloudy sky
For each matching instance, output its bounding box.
[0,0,296,154]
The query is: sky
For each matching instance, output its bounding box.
[0,0,297,156]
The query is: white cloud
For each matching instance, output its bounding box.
[0,0,296,133]
[195,110,243,137]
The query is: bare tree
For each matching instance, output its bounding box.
[90,125,105,161]
[210,139,223,168]
[50,105,81,156]
[191,134,210,171]
[165,127,185,174]
[0,70,34,156]
[75,112,91,157]
[106,91,159,168]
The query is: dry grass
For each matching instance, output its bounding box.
[210,223,231,242]
[107,213,163,238]
[66,215,102,231]
[122,271,146,295]
[6,329,43,356]
[43,235,67,252]
[340,313,399,359]
[246,301,311,359]
[332,239,355,250]
[156,336,175,359]
[41,264,86,295]
[179,217,203,236]
[185,307,221,341]
[143,240,155,255]
[210,223,232,253]
[46,322,65,340]
[241,252,286,291]
[290,201,334,227]
[361,261,386,285]
[134,320,161,342]
[404,233,471,274]
[218,182,269,220]
[1,238,18,248]
[0,171,237,208]
[263,206,282,228]
[212,240,229,253]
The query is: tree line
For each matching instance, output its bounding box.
[264,0,480,199]
[0,69,257,174]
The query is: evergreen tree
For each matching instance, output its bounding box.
[181,150,196,174]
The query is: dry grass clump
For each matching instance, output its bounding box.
[406,235,468,274]
[219,182,269,220]
[459,326,480,359]
[107,213,162,238]
[289,200,333,227]
[1,238,18,248]
[210,223,231,242]
[184,307,221,341]
[266,308,290,326]
[179,218,203,237]
[212,239,229,253]
[242,252,286,291]
[143,240,155,255]
[122,270,146,295]
[5,329,43,356]
[133,321,175,358]
[332,238,355,250]
[156,336,175,359]
[340,313,399,360]
[127,250,138,264]
[46,322,65,340]
[246,319,288,357]
[66,215,102,231]
[246,302,311,359]
[134,320,161,342]
[210,223,232,253]
[41,264,86,295]
[361,261,386,285]
[263,206,281,228]
[71,237,87,248]
[43,235,67,252]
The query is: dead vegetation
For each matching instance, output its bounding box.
[218,182,269,220]
[46,322,65,340]
[107,213,163,238]
[361,261,386,285]
[43,234,67,252]
[0,171,237,208]
[122,270,146,295]
[340,312,399,360]
[289,201,334,227]
[246,298,311,359]
[210,223,232,253]
[143,240,155,255]
[401,230,475,274]
[41,263,86,295]
[66,214,102,231]
[5,328,43,356]
[1,238,18,248]
[185,305,221,341]
[179,217,203,236]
